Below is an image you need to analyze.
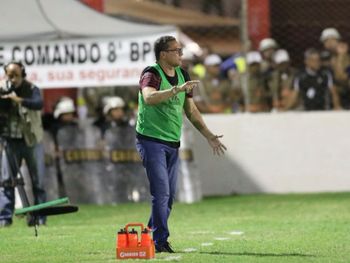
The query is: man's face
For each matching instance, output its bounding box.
[161,40,183,67]
[59,113,75,123]
[206,64,220,77]
[323,38,339,52]
[305,53,321,71]
[109,107,124,121]
[261,48,275,60]
[5,64,24,88]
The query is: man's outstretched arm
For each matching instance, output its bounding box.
[184,97,226,156]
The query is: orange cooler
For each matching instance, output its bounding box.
[116,223,155,260]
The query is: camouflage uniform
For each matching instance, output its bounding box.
[245,73,270,112]
[195,76,235,113]
[268,68,297,110]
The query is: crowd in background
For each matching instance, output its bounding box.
[44,27,350,132]
[70,27,350,124]
[181,27,349,114]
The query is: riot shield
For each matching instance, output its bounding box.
[42,131,59,201]
[104,123,150,203]
[56,120,104,204]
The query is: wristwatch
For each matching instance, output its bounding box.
[171,85,178,95]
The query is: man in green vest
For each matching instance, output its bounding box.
[136,36,226,253]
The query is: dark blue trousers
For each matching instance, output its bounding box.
[0,139,46,222]
[136,138,179,246]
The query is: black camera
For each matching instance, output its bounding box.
[0,81,14,96]
[0,83,12,109]
[0,81,14,110]
[0,81,14,135]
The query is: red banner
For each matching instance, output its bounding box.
[248,0,270,50]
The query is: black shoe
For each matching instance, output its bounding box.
[0,219,12,227]
[156,242,175,253]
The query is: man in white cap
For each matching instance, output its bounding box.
[320,28,341,54]
[51,96,77,136]
[95,96,129,138]
[244,51,270,113]
[53,97,76,123]
[103,96,125,119]
[51,97,78,161]
[320,28,350,109]
[194,54,235,113]
[259,38,278,74]
[268,49,297,111]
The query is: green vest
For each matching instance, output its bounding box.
[136,64,186,142]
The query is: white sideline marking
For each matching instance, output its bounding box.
[164,255,182,261]
[189,230,213,234]
[229,231,244,235]
[214,237,230,241]
[201,242,214,246]
[183,248,197,252]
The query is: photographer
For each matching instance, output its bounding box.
[0,61,46,227]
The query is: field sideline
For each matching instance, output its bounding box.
[1,192,350,262]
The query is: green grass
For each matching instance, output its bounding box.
[1,192,350,262]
